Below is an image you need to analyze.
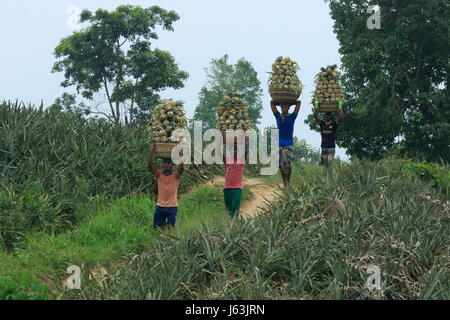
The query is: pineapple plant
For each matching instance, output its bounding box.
[268,56,304,102]
[216,93,253,132]
[312,64,344,106]
[149,100,187,143]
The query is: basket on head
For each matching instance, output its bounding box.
[269,88,300,104]
[154,143,178,159]
[318,102,338,113]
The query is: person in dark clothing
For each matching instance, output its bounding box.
[313,107,344,167]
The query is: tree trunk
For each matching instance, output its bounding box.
[104,80,117,123]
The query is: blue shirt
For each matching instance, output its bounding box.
[274,111,297,147]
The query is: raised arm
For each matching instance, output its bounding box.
[313,108,321,124]
[176,162,185,179]
[293,100,301,115]
[270,100,278,114]
[147,143,160,178]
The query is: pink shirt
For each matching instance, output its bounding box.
[224,158,244,189]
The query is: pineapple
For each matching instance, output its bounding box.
[149,100,187,143]
[312,65,344,105]
[216,92,253,131]
[268,56,304,95]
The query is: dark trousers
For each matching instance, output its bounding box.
[224,188,243,218]
[153,206,177,228]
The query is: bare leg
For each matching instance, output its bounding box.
[281,170,288,187]
[281,168,292,186]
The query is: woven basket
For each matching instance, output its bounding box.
[318,102,338,113]
[154,143,178,159]
[269,88,300,104]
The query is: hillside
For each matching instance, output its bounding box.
[1,101,448,300]
[61,160,449,300]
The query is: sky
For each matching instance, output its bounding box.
[0,0,348,160]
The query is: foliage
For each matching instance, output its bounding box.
[52,5,188,126]
[0,181,77,251]
[404,162,449,197]
[0,100,220,249]
[316,0,450,162]
[193,55,263,129]
[292,138,321,163]
[48,93,90,117]
[0,185,228,299]
[0,276,50,300]
[67,160,450,300]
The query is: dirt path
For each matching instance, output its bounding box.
[208,175,281,220]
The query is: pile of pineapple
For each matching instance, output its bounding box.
[268,56,303,95]
[149,100,187,143]
[312,65,343,104]
[216,93,253,131]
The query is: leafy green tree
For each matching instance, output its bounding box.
[306,0,449,162]
[48,93,89,116]
[193,55,263,129]
[52,5,188,126]
[292,138,321,163]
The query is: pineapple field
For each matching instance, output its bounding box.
[0,1,448,303]
[1,101,448,300]
[61,160,449,300]
[0,100,220,251]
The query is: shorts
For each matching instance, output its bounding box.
[321,148,336,160]
[279,147,293,174]
[153,206,178,228]
[224,188,243,219]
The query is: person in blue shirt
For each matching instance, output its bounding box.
[271,100,301,186]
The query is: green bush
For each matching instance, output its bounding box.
[0,181,77,250]
[0,276,50,300]
[404,162,449,197]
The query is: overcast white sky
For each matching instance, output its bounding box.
[0,0,348,159]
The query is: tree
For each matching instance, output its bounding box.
[52,5,189,126]
[306,0,449,162]
[193,55,263,129]
[48,93,89,116]
[292,138,321,164]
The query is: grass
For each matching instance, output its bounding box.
[2,159,449,300]
[0,183,231,299]
[64,159,449,300]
